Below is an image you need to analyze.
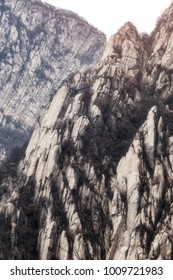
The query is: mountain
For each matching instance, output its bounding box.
[1,3,173,260]
[0,0,106,159]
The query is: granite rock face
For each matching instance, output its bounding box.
[0,0,106,158]
[1,3,173,260]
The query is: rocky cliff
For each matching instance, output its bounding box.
[0,0,106,158]
[1,3,173,260]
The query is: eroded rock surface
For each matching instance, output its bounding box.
[1,3,173,260]
[0,0,106,158]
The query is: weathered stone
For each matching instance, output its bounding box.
[1,2,173,260]
[0,0,106,158]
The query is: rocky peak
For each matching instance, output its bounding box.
[143,2,173,98]
[1,1,173,260]
[102,22,141,54]
[115,21,140,41]
[102,21,148,80]
[0,0,106,159]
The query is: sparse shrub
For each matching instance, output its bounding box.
[0,140,29,180]
[58,139,76,169]
[113,45,122,57]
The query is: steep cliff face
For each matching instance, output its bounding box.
[0,0,106,158]
[1,4,173,260]
[143,4,173,99]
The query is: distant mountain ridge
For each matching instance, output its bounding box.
[0,0,106,159]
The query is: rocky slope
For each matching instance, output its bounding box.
[0,0,106,158]
[1,3,173,260]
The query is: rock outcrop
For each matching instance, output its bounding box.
[1,2,173,260]
[0,0,106,158]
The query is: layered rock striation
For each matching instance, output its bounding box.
[1,2,173,260]
[0,0,106,158]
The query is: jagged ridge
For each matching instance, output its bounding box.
[1,3,173,259]
[0,0,106,159]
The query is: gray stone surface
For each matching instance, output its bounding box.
[1,2,173,260]
[0,0,106,158]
